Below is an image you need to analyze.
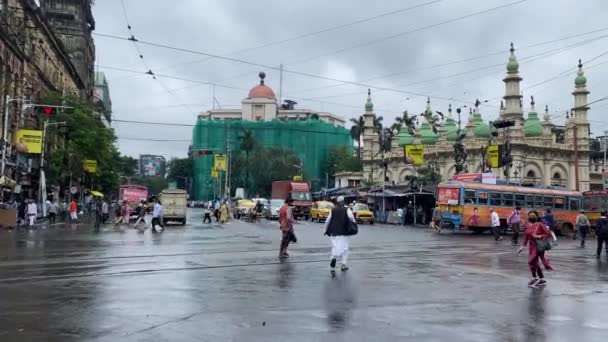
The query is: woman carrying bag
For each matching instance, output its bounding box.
[518,210,553,288]
[324,196,358,272]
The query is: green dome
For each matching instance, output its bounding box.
[397,127,414,146]
[444,117,458,141]
[365,89,374,111]
[524,111,543,137]
[472,111,490,138]
[575,60,587,87]
[418,122,438,145]
[507,43,519,73]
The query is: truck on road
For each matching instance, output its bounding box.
[159,189,188,225]
[271,181,312,220]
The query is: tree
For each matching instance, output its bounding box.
[167,157,192,189]
[349,116,364,161]
[239,129,256,193]
[416,164,442,186]
[392,110,416,134]
[373,115,384,132]
[325,146,361,182]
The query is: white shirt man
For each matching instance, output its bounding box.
[152,201,164,232]
[27,201,38,226]
[490,208,502,241]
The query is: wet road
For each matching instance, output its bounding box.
[1,209,607,341]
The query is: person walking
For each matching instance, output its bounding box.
[219,201,229,224]
[214,200,221,222]
[17,199,26,226]
[431,204,442,233]
[576,210,590,248]
[508,207,522,245]
[490,208,502,241]
[151,199,165,232]
[26,200,37,227]
[278,198,295,258]
[134,200,147,228]
[69,198,78,223]
[518,210,552,288]
[542,208,555,232]
[596,211,608,258]
[48,200,58,225]
[101,200,109,224]
[92,198,102,231]
[203,206,212,223]
[324,196,356,272]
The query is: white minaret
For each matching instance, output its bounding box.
[572,59,591,191]
[502,43,524,140]
[362,89,378,180]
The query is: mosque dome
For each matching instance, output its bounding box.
[524,97,543,137]
[365,89,374,112]
[472,111,490,138]
[397,126,414,146]
[418,122,438,145]
[248,72,276,99]
[506,43,519,73]
[575,60,587,87]
[444,117,458,141]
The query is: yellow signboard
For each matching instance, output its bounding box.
[83,160,97,173]
[404,145,424,165]
[486,145,499,168]
[214,154,227,171]
[15,129,42,154]
[293,175,303,181]
[211,168,219,178]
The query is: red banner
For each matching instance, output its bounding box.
[437,188,459,204]
[451,173,482,182]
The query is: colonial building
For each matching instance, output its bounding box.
[94,71,111,128]
[40,0,95,98]
[361,44,592,192]
[0,0,88,194]
[199,72,346,127]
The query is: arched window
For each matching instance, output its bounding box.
[526,170,536,179]
[553,172,561,180]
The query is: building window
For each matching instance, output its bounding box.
[526,170,536,179]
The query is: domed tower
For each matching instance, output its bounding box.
[523,96,543,138]
[502,43,524,139]
[570,59,591,191]
[241,72,278,121]
[444,104,459,142]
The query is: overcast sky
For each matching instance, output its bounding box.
[94,0,608,159]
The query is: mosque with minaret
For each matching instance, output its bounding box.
[360,43,594,192]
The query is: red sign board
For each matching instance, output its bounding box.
[437,188,460,204]
[451,173,482,182]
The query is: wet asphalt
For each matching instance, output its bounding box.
[1,209,607,342]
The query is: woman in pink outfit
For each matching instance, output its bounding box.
[518,210,552,288]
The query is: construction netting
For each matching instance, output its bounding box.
[191,119,352,200]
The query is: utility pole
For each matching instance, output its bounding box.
[279,63,283,105]
[604,130,608,171]
[224,121,231,199]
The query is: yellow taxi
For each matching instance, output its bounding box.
[311,201,334,222]
[352,203,374,224]
[234,199,256,219]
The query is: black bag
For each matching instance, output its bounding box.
[346,220,358,236]
[289,230,298,243]
[535,238,551,252]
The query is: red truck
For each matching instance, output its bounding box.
[271,181,312,220]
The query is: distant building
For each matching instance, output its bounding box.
[198,72,346,127]
[94,72,111,127]
[139,155,166,178]
[40,0,96,98]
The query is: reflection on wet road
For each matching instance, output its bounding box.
[1,208,607,341]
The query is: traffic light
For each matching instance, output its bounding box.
[194,150,213,158]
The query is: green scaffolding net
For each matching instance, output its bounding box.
[192,119,352,200]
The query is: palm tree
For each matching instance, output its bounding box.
[349,116,364,161]
[239,129,256,193]
[373,116,384,132]
[392,110,416,134]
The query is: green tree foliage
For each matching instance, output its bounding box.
[325,146,361,179]
[125,176,168,195]
[167,158,192,182]
[392,110,417,134]
[415,165,442,186]
[349,116,364,161]
[230,145,301,198]
[43,93,119,196]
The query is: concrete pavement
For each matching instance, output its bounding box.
[1,209,607,341]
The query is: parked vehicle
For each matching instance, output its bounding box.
[234,199,256,219]
[271,181,312,220]
[311,201,334,222]
[159,189,188,225]
[119,185,148,204]
[267,199,283,220]
[352,203,374,224]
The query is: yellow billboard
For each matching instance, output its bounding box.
[486,145,499,168]
[15,130,42,154]
[214,154,226,171]
[211,168,219,178]
[83,160,97,173]
[404,145,424,165]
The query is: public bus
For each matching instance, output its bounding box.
[118,185,149,204]
[582,190,608,227]
[436,181,582,235]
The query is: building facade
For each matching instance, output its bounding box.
[0,0,87,195]
[361,44,592,192]
[94,71,111,128]
[198,72,346,127]
[40,0,95,98]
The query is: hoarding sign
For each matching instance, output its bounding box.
[451,173,482,182]
[482,172,497,185]
[83,160,97,173]
[437,187,460,204]
[15,130,42,154]
[140,155,165,177]
[486,145,499,168]
[211,168,219,178]
[214,154,227,171]
[404,145,424,165]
